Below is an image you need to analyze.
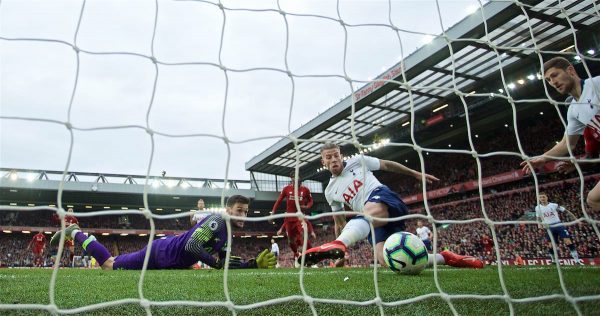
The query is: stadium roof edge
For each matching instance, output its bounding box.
[244,0,532,174]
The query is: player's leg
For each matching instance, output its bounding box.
[560,228,582,264]
[285,221,299,256]
[285,221,302,267]
[586,181,600,210]
[300,187,396,266]
[68,243,75,267]
[50,224,114,270]
[546,228,560,263]
[423,239,433,252]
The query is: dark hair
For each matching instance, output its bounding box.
[538,192,547,197]
[320,142,340,154]
[543,57,572,74]
[226,195,250,208]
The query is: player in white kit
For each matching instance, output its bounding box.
[535,192,581,264]
[299,143,484,269]
[521,57,600,210]
[190,198,206,225]
[416,220,433,252]
[270,239,280,268]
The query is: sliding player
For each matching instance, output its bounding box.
[50,195,276,270]
[535,192,582,264]
[27,231,46,267]
[300,143,484,269]
[521,57,600,209]
[272,172,315,267]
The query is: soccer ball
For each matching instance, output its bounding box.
[383,232,428,275]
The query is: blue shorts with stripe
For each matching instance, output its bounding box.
[364,186,408,244]
[546,225,570,242]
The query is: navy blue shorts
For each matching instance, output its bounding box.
[546,225,570,242]
[422,239,432,251]
[365,186,408,244]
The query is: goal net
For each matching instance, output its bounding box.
[1,0,599,315]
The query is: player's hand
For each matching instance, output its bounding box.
[520,157,546,174]
[556,161,576,174]
[414,172,440,184]
[256,249,276,269]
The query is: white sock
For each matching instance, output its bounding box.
[570,250,579,261]
[70,229,81,239]
[336,218,370,247]
[427,254,445,267]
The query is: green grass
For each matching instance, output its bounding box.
[1,266,599,315]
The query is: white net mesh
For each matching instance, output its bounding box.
[1,0,600,315]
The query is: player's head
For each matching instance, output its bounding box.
[543,57,580,95]
[226,195,249,228]
[271,238,275,244]
[538,192,548,204]
[417,220,423,227]
[320,142,343,176]
[197,199,205,210]
[67,208,73,213]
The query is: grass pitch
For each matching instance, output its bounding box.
[1,266,599,315]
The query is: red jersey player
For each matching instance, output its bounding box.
[27,231,46,267]
[272,172,314,267]
[481,234,494,261]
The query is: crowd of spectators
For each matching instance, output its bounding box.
[380,118,582,197]
[0,210,278,233]
[2,174,599,268]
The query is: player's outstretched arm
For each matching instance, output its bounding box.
[379,159,439,184]
[227,249,276,269]
[521,134,579,174]
[565,209,578,222]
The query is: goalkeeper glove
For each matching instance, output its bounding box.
[255,249,277,269]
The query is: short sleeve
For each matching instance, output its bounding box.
[360,156,381,171]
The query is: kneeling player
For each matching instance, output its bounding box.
[50,195,276,270]
[299,143,484,270]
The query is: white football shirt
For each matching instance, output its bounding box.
[535,202,566,225]
[325,155,383,213]
[271,242,279,255]
[566,76,600,137]
[416,226,431,241]
[191,211,208,224]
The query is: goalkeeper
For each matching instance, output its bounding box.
[50,195,276,270]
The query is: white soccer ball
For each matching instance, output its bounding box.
[383,232,428,275]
